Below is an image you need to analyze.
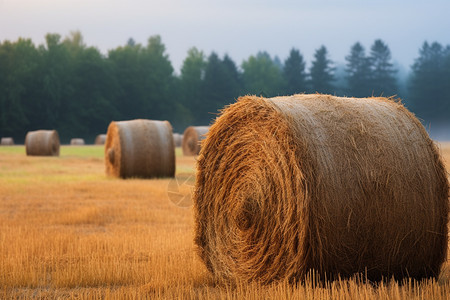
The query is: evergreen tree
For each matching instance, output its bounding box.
[202,52,225,122]
[283,48,307,95]
[222,54,243,98]
[309,45,335,94]
[202,53,241,121]
[345,42,372,97]
[179,47,206,124]
[369,39,397,96]
[0,38,40,139]
[409,41,448,122]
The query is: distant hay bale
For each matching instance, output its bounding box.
[70,138,85,145]
[105,119,175,178]
[1,137,14,145]
[194,94,449,284]
[182,126,209,156]
[173,133,183,147]
[25,130,60,156]
[95,134,106,145]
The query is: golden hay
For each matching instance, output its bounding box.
[173,133,183,147]
[95,134,106,145]
[105,119,175,178]
[194,94,449,284]
[182,126,209,156]
[25,130,60,156]
[70,138,85,145]
[0,137,14,145]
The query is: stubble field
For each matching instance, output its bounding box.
[0,143,449,299]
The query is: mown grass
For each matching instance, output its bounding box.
[0,144,449,299]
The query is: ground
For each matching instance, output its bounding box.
[0,143,449,299]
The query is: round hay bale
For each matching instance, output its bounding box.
[70,138,85,145]
[194,94,449,283]
[95,134,106,145]
[182,126,209,156]
[173,133,183,147]
[105,119,175,178]
[1,137,14,145]
[25,130,60,156]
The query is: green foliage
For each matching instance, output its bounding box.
[409,42,450,122]
[241,51,284,97]
[309,46,335,94]
[369,39,397,96]
[283,48,308,95]
[179,47,206,125]
[0,32,448,140]
[345,42,372,97]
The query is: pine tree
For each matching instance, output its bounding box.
[283,48,307,95]
[309,45,335,94]
[369,39,397,96]
[345,42,372,97]
[409,41,448,122]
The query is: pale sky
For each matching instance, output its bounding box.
[1,0,449,73]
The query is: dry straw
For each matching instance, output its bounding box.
[194,94,449,284]
[173,133,183,147]
[1,137,14,145]
[95,134,106,145]
[105,119,175,178]
[25,130,60,156]
[182,126,209,156]
[70,138,85,145]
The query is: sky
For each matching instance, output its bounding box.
[1,0,449,74]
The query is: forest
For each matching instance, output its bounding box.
[0,31,449,143]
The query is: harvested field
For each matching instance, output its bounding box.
[0,143,449,299]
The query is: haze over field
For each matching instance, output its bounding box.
[1,0,449,71]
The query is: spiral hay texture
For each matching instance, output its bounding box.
[95,134,106,145]
[194,94,449,284]
[70,138,85,145]
[1,137,14,145]
[173,133,183,147]
[25,130,60,156]
[105,119,175,179]
[182,126,209,156]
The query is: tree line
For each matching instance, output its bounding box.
[0,31,449,143]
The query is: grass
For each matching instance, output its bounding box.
[0,144,449,299]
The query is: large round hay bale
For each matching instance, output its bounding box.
[1,137,14,145]
[70,138,85,145]
[182,126,209,156]
[194,94,449,283]
[105,119,175,178]
[95,134,106,145]
[25,130,60,156]
[173,133,183,147]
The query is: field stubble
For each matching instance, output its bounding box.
[0,144,449,299]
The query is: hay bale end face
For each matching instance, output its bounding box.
[25,130,60,156]
[105,119,175,179]
[194,94,449,283]
[182,126,209,156]
[70,138,85,145]
[95,134,106,145]
[1,137,14,145]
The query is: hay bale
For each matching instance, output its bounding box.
[25,130,60,156]
[0,137,14,145]
[105,119,175,178]
[173,133,183,147]
[194,94,449,283]
[182,126,209,156]
[70,138,85,145]
[95,134,106,145]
